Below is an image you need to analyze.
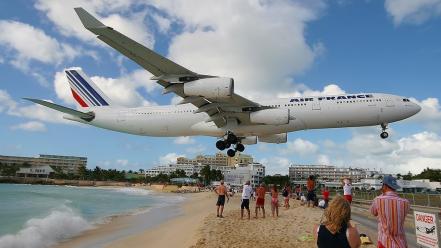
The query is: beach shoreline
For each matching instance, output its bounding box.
[55,191,214,248]
[55,190,381,248]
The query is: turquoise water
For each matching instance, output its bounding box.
[0,184,183,248]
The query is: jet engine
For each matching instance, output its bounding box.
[183,77,234,100]
[241,136,257,145]
[250,109,289,125]
[258,133,287,144]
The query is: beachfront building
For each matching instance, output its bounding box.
[358,178,441,192]
[15,165,55,178]
[145,163,234,177]
[0,154,86,175]
[224,163,265,188]
[176,152,253,167]
[289,164,375,183]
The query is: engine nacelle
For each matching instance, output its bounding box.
[183,77,234,100]
[250,109,289,125]
[258,133,287,144]
[241,136,257,145]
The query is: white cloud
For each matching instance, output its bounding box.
[385,0,441,25]
[259,157,291,175]
[277,84,346,98]
[150,0,325,97]
[0,89,69,124]
[174,136,195,145]
[35,0,154,48]
[0,20,80,85]
[280,138,318,156]
[335,131,441,174]
[316,154,330,165]
[170,95,183,105]
[159,153,185,165]
[54,67,158,107]
[152,13,172,34]
[11,121,47,132]
[408,97,441,131]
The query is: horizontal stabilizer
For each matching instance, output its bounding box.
[23,98,95,122]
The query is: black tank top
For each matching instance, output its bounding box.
[317,224,351,248]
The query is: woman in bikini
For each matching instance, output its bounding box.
[270,184,279,217]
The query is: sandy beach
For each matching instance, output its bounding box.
[56,189,379,248]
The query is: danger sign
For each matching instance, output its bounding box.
[414,211,440,248]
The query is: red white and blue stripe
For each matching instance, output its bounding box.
[65,69,110,107]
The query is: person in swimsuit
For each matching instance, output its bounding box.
[270,184,279,217]
[315,196,361,248]
[215,180,229,218]
[255,183,266,218]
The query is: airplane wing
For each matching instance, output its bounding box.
[23,98,95,122]
[75,8,262,127]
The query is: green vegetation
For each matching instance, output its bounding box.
[263,175,290,188]
[0,162,21,176]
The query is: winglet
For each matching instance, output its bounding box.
[74,7,106,30]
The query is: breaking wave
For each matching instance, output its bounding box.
[0,206,92,248]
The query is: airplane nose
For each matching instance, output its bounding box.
[415,103,422,114]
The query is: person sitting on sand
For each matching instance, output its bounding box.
[270,185,279,217]
[241,181,252,220]
[255,183,266,218]
[315,196,361,248]
[215,180,229,218]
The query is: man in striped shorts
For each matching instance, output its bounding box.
[370,175,410,248]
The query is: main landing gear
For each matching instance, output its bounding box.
[215,132,245,157]
[380,123,389,139]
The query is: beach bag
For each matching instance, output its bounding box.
[282,188,288,197]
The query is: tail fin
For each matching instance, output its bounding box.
[65,69,112,107]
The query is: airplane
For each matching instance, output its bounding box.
[25,8,422,157]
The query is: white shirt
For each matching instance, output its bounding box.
[242,184,252,199]
[343,183,352,195]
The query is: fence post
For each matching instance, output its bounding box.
[427,194,430,207]
[412,193,415,205]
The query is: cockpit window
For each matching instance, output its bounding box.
[402,98,410,102]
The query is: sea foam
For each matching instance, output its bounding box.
[0,206,92,248]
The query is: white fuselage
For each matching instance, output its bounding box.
[70,93,420,139]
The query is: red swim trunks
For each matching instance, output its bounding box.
[344,195,352,203]
[256,197,265,206]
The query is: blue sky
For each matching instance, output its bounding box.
[1,0,440,175]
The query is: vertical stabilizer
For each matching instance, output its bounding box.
[65,69,111,107]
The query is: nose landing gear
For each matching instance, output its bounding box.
[380,123,389,139]
[215,132,245,157]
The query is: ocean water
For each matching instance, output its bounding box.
[0,184,184,248]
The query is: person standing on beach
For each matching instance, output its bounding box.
[215,180,229,218]
[370,175,409,248]
[322,186,330,208]
[315,196,361,248]
[270,185,279,217]
[342,178,353,204]
[282,183,291,209]
[255,183,266,218]
[240,180,252,220]
[307,175,316,208]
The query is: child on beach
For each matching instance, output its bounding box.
[270,185,279,217]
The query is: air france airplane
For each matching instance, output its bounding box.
[25,8,421,157]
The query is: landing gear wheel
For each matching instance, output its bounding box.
[216,140,226,150]
[380,131,389,139]
[236,143,245,152]
[227,149,236,157]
